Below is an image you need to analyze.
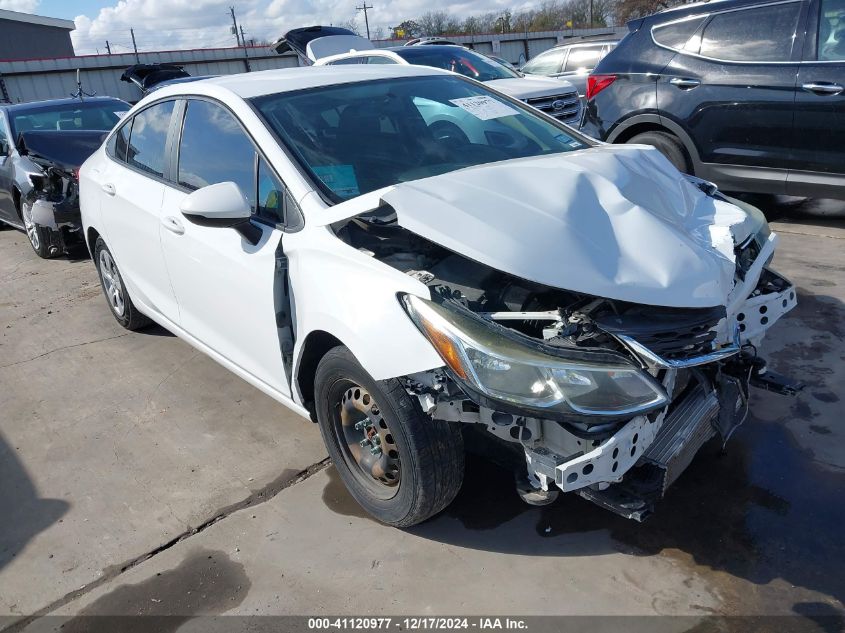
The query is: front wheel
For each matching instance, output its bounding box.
[314,346,464,527]
[22,202,58,259]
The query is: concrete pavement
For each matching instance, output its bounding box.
[1,202,843,629]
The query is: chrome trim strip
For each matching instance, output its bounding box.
[616,327,741,369]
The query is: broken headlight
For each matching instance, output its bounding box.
[401,294,669,418]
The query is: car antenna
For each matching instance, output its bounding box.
[70,68,96,101]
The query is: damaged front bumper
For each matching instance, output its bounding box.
[421,265,800,521]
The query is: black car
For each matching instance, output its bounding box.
[581,0,845,199]
[0,97,129,257]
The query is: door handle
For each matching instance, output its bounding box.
[802,82,844,95]
[669,77,700,90]
[101,183,116,196]
[161,216,185,235]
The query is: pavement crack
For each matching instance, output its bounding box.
[0,457,331,632]
[0,334,129,369]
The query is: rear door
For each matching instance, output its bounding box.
[790,0,845,196]
[655,1,806,189]
[97,99,180,322]
[158,98,293,394]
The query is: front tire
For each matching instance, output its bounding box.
[22,202,59,259]
[94,237,151,331]
[314,346,464,527]
[627,130,691,174]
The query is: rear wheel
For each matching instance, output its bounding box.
[314,346,464,527]
[94,237,151,331]
[627,130,691,174]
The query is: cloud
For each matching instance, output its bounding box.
[0,0,40,13]
[70,0,529,54]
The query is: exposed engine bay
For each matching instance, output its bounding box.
[17,130,105,256]
[333,191,802,521]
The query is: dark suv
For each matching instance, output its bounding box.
[581,0,845,199]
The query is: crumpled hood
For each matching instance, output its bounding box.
[485,75,576,99]
[366,145,753,309]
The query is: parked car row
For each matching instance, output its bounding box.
[0,5,810,528]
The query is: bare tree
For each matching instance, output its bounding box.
[336,17,361,35]
[615,0,683,23]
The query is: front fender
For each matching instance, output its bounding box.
[287,226,443,384]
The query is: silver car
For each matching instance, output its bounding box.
[0,97,129,257]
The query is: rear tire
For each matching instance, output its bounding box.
[627,130,691,174]
[314,346,464,527]
[94,237,151,331]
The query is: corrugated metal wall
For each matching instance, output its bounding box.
[0,47,300,104]
[0,26,626,104]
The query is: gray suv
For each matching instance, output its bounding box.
[521,38,619,97]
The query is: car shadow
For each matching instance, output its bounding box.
[0,430,69,572]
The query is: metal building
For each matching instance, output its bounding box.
[0,9,75,61]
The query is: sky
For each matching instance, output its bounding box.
[0,0,524,55]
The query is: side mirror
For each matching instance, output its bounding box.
[179,181,262,245]
[0,139,9,157]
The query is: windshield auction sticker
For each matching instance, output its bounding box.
[450,96,519,120]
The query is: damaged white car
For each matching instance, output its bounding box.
[79,65,800,527]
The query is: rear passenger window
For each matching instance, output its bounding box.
[699,3,801,61]
[366,56,396,64]
[178,100,255,209]
[818,0,845,60]
[563,46,604,72]
[522,49,565,74]
[127,101,174,177]
[652,16,706,50]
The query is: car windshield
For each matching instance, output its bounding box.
[251,75,590,202]
[395,47,521,81]
[10,101,128,136]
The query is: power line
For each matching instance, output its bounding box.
[356,3,373,39]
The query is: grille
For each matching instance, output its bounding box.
[595,305,726,361]
[525,92,580,123]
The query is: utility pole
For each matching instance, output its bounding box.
[589,0,594,28]
[130,28,139,62]
[356,3,373,39]
[229,6,242,46]
[237,22,252,71]
[105,40,111,54]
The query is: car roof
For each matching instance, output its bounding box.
[383,44,468,53]
[2,96,128,113]
[148,64,448,100]
[645,0,766,22]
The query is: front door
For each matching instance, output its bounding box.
[790,0,845,196]
[158,98,291,395]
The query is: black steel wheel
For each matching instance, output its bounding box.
[314,346,464,527]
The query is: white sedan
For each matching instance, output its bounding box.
[80,64,799,527]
